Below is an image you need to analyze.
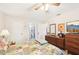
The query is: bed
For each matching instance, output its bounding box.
[0,40,65,55]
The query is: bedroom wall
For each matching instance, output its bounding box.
[48,9,79,35]
[4,16,29,43]
[0,10,79,43]
[3,15,48,44]
[0,12,5,31]
[36,24,48,43]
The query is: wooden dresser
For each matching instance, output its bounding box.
[45,34,79,55]
[45,35,65,49]
[65,33,79,55]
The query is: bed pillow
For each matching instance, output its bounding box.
[36,39,48,45]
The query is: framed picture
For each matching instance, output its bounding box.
[66,20,79,33]
[58,23,65,32]
[49,24,56,36]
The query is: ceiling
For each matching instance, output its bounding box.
[0,3,79,22]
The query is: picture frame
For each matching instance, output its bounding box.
[49,24,56,36]
[58,23,65,32]
[66,20,79,33]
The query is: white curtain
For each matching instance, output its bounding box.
[28,23,48,43]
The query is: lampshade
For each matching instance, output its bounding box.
[0,29,10,38]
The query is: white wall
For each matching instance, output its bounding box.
[49,15,79,35]
[0,15,48,43]
[4,11,79,43]
[0,5,79,43]
[0,12,5,31]
[3,16,30,43]
[36,24,47,43]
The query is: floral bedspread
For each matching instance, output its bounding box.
[0,40,65,55]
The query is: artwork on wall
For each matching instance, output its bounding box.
[58,23,65,32]
[66,20,79,33]
[49,24,56,36]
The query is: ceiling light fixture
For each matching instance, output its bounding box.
[32,3,61,12]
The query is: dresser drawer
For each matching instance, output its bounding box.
[45,35,65,49]
[65,34,79,54]
[66,46,79,54]
[45,36,56,45]
[66,42,79,49]
[65,34,79,39]
[66,39,79,46]
[66,42,79,54]
[66,38,79,41]
[56,39,64,49]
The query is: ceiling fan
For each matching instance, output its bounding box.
[31,3,61,12]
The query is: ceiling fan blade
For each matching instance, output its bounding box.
[32,4,42,10]
[51,3,61,6]
[27,4,37,11]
